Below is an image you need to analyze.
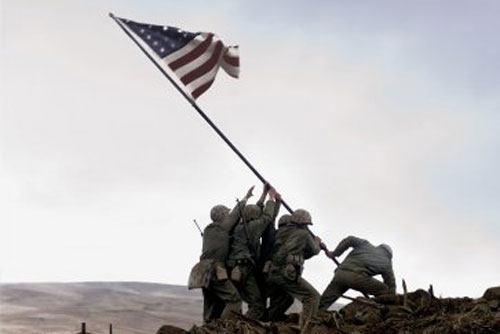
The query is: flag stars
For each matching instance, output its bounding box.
[146,35,151,40]
[140,28,145,34]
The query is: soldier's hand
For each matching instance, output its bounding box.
[274,191,282,201]
[264,182,271,192]
[245,185,255,199]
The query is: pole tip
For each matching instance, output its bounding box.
[108,12,115,18]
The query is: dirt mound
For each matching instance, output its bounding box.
[156,286,500,334]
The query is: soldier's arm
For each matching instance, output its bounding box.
[249,200,276,238]
[221,186,254,231]
[255,183,270,208]
[382,265,397,294]
[331,236,368,257]
[270,187,282,219]
[303,230,321,259]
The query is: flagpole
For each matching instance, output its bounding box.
[109,13,337,262]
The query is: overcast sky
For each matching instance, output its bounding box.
[1,0,499,298]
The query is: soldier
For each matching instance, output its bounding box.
[318,236,396,312]
[226,184,281,320]
[188,186,254,321]
[267,209,322,327]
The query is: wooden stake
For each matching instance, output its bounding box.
[402,279,408,308]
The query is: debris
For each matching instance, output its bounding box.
[156,286,500,334]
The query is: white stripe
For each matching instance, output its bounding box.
[221,60,239,78]
[163,33,209,64]
[169,35,222,79]
[185,57,223,93]
[220,46,239,77]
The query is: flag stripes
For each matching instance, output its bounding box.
[117,17,239,99]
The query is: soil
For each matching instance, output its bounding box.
[156,286,500,334]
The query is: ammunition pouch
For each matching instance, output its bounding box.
[230,265,242,282]
[284,263,298,281]
[214,263,228,281]
[188,259,214,289]
[283,254,304,281]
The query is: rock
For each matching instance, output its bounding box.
[483,286,500,301]
[156,324,189,334]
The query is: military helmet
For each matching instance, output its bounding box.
[278,214,292,227]
[291,209,312,225]
[243,204,262,221]
[210,205,230,222]
[378,243,393,259]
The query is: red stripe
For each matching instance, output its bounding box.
[169,34,213,71]
[223,54,239,67]
[181,41,223,85]
[191,79,215,99]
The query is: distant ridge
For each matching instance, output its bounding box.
[0,282,203,334]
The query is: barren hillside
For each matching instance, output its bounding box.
[0,282,203,334]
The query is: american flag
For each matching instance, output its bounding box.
[116,17,240,99]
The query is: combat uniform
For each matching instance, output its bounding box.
[226,200,278,320]
[198,200,247,321]
[267,218,321,325]
[319,236,396,311]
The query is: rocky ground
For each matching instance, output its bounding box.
[158,287,500,334]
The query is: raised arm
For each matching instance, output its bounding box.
[330,236,368,257]
[221,185,254,231]
[303,231,321,259]
[256,183,271,208]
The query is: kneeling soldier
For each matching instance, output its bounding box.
[319,236,396,311]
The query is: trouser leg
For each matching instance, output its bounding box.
[238,273,266,320]
[202,288,224,321]
[318,272,349,312]
[206,279,242,319]
[284,277,320,328]
[267,283,294,321]
[346,271,389,297]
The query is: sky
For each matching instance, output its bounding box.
[1,0,499,298]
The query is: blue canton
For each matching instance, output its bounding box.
[123,20,200,58]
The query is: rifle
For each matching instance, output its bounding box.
[236,198,257,259]
[193,219,203,237]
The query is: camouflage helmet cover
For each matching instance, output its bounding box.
[243,204,262,221]
[210,204,230,222]
[278,214,292,227]
[291,209,312,225]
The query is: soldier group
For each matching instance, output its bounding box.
[188,184,396,328]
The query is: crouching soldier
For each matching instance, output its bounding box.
[188,186,254,321]
[226,184,281,320]
[267,209,322,328]
[319,236,396,312]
